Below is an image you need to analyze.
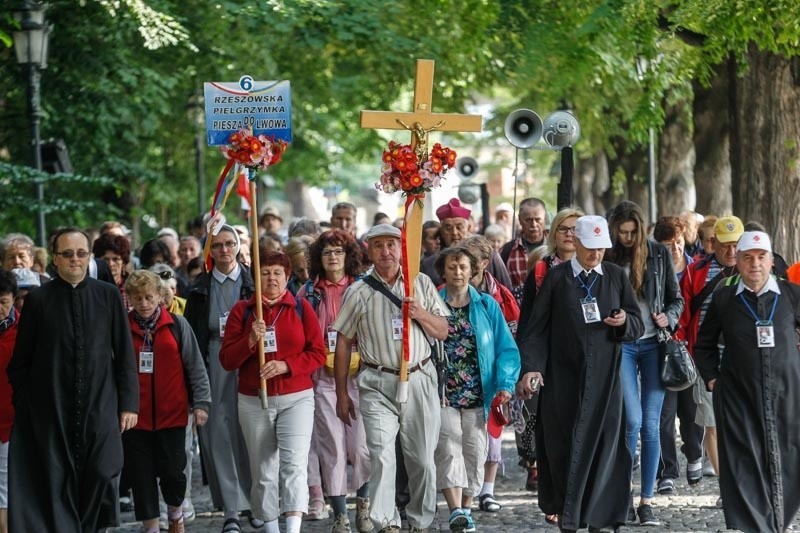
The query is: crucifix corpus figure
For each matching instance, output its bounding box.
[396,119,445,161]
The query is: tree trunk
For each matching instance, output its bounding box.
[693,61,732,216]
[658,97,696,218]
[730,45,800,262]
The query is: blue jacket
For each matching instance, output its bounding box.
[438,285,521,416]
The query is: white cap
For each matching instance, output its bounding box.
[737,231,772,253]
[12,268,40,289]
[574,215,612,249]
[495,202,514,213]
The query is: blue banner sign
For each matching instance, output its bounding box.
[204,76,292,146]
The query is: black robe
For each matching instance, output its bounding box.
[694,280,800,533]
[518,261,643,531]
[7,276,138,533]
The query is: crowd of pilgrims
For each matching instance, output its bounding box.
[0,197,798,533]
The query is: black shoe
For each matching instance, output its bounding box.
[627,490,636,523]
[656,478,675,495]
[686,460,703,486]
[637,504,660,526]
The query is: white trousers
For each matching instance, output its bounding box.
[435,406,488,496]
[238,390,315,521]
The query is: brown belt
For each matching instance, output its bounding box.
[362,357,431,376]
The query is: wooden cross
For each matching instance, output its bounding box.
[360,59,482,157]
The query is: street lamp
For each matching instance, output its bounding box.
[12,1,52,247]
[636,55,658,224]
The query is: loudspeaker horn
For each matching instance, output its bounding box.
[456,157,479,179]
[543,111,581,148]
[504,109,543,149]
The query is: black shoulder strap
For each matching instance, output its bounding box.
[168,312,183,352]
[690,270,726,315]
[363,275,403,309]
[362,275,436,346]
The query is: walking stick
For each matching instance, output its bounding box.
[248,169,269,409]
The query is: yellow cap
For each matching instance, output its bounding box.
[713,216,744,243]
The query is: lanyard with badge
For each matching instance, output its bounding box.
[577,271,601,323]
[738,292,779,348]
[264,306,285,353]
[139,331,154,374]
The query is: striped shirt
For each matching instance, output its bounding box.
[332,270,448,369]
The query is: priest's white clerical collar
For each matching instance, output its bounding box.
[735,275,780,296]
[570,256,604,277]
[212,263,241,283]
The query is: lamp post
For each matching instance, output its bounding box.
[12,1,52,247]
[636,55,658,224]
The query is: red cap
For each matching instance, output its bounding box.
[487,396,509,439]
[436,198,472,221]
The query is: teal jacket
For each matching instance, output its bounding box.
[438,285,521,417]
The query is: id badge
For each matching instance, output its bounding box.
[581,298,601,323]
[756,323,775,348]
[392,316,403,340]
[139,351,154,374]
[327,326,337,353]
[264,326,278,353]
[218,312,229,338]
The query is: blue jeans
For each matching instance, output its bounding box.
[621,336,665,499]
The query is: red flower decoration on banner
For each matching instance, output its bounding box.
[220,127,287,171]
[376,141,456,196]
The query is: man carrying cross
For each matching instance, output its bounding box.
[332,224,448,532]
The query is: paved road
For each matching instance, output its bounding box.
[112,427,799,532]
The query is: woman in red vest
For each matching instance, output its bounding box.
[124,270,210,533]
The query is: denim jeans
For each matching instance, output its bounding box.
[621,336,665,499]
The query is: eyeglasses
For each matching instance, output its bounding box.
[556,226,577,235]
[321,249,346,257]
[210,241,238,251]
[55,249,91,259]
[156,271,174,280]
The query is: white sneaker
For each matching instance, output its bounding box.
[181,499,195,523]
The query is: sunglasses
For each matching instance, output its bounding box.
[55,249,91,259]
[156,271,174,280]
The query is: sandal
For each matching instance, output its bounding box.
[545,514,559,526]
[221,517,241,532]
[478,493,502,512]
[241,510,265,529]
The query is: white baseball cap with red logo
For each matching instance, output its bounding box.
[737,231,772,253]
[574,215,612,249]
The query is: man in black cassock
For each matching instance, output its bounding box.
[694,231,800,533]
[518,215,643,532]
[7,228,138,533]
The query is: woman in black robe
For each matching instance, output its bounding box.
[518,215,644,532]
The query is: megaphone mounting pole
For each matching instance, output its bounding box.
[511,147,519,241]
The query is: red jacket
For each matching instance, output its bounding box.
[128,308,190,431]
[485,272,521,337]
[676,255,734,354]
[220,291,326,397]
[0,320,17,442]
